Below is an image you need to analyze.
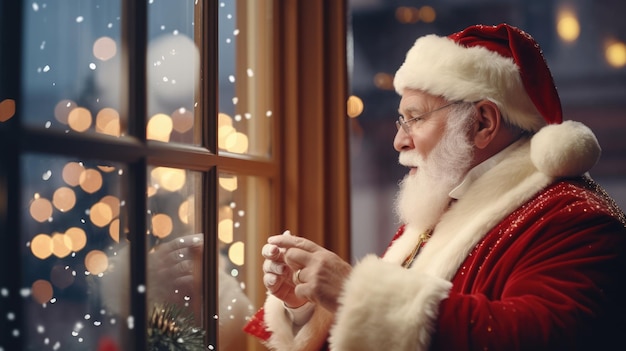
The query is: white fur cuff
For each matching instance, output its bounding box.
[329,255,452,351]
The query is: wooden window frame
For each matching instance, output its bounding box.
[0,0,349,349]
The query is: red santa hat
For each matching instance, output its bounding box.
[394,23,601,178]
[394,23,562,132]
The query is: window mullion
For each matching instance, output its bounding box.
[122,1,149,349]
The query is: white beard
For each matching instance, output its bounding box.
[394,110,475,229]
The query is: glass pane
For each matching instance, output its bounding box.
[20,153,129,350]
[218,172,269,350]
[145,166,205,349]
[21,1,125,137]
[146,1,199,145]
[218,0,274,158]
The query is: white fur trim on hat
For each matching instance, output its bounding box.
[394,35,546,132]
[530,120,601,177]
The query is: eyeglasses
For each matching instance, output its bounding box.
[395,101,464,135]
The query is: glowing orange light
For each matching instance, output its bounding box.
[172,107,194,133]
[100,195,120,218]
[96,107,121,137]
[79,168,103,194]
[65,227,87,252]
[90,201,113,227]
[178,199,193,225]
[85,250,109,275]
[151,213,173,239]
[31,280,54,304]
[218,219,234,244]
[51,232,72,258]
[30,197,53,223]
[0,99,16,122]
[68,107,93,132]
[109,218,121,242]
[219,175,238,191]
[62,162,85,187]
[228,241,245,266]
[347,95,364,118]
[147,113,173,142]
[419,6,436,23]
[31,234,53,259]
[52,187,76,212]
[54,99,77,125]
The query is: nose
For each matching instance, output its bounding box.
[393,128,414,152]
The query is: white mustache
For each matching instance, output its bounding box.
[398,150,425,168]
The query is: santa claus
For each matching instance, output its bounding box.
[244,23,626,351]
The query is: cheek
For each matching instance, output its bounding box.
[414,127,444,157]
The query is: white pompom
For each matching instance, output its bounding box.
[530,120,601,177]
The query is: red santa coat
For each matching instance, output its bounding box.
[245,122,626,351]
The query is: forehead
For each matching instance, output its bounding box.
[398,89,446,113]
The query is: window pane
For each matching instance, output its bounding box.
[218,0,274,158]
[218,172,269,349]
[20,153,129,350]
[147,1,199,145]
[145,166,205,349]
[22,1,126,138]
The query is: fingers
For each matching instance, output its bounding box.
[262,243,281,259]
[267,234,319,253]
[262,258,286,275]
[151,234,204,266]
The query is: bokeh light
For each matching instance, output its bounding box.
[224,132,249,153]
[31,234,53,259]
[219,175,238,191]
[228,241,245,266]
[30,196,53,222]
[31,280,54,304]
[93,36,117,61]
[85,250,109,275]
[178,198,193,225]
[65,227,87,251]
[347,95,364,118]
[62,162,85,186]
[52,186,76,212]
[419,6,436,23]
[68,107,93,132]
[51,232,72,258]
[147,113,173,142]
[50,264,75,289]
[557,8,580,43]
[172,107,194,133]
[109,218,121,242]
[151,213,173,238]
[54,99,77,125]
[96,107,121,137]
[151,167,186,192]
[219,219,234,244]
[605,40,626,68]
[90,201,114,227]
[373,72,394,90]
[79,168,103,194]
[100,195,121,218]
[0,99,16,122]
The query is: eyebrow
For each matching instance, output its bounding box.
[398,106,425,115]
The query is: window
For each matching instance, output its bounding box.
[2,1,349,350]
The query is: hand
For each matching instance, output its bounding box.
[266,234,352,313]
[148,233,203,309]
[262,241,309,308]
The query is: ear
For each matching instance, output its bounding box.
[472,100,501,149]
